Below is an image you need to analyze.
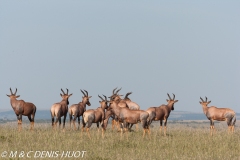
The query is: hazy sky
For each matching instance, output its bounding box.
[1,1,239,113]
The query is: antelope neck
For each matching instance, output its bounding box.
[201,105,208,115]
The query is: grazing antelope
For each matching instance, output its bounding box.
[199,97,236,136]
[68,89,92,130]
[146,93,178,136]
[82,95,108,138]
[109,100,150,138]
[50,88,72,130]
[6,88,37,131]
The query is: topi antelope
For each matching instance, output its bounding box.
[68,89,92,130]
[82,95,108,139]
[102,108,115,130]
[109,100,150,138]
[146,93,178,136]
[50,88,72,130]
[121,92,140,130]
[6,88,37,131]
[199,97,236,136]
[109,88,128,131]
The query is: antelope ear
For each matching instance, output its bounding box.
[60,93,63,96]
[166,99,168,102]
[16,95,20,98]
[174,100,178,103]
[199,101,201,104]
[208,101,211,104]
[99,101,101,103]
[88,96,92,98]
[6,94,10,97]
[69,93,73,97]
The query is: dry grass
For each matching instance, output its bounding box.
[0,121,240,160]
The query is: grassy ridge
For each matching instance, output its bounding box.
[0,122,240,160]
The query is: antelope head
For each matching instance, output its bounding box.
[199,97,211,106]
[6,88,20,99]
[98,95,108,110]
[107,100,115,110]
[60,88,73,105]
[109,87,123,101]
[166,93,178,110]
[81,89,92,106]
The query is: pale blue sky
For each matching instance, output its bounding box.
[0,1,239,113]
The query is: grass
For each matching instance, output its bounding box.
[0,121,240,160]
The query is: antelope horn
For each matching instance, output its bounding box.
[200,97,204,102]
[124,92,132,99]
[14,88,17,95]
[205,96,208,102]
[61,88,65,94]
[84,90,88,96]
[10,88,13,95]
[116,87,122,94]
[66,88,69,95]
[98,95,104,101]
[113,87,118,94]
[103,95,107,101]
[80,89,86,96]
[173,93,175,100]
[167,93,172,100]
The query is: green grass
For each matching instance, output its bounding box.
[0,121,239,160]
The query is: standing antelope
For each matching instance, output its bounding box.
[50,88,72,130]
[121,92,140,130]
[82,95,108,138]
[6,88,37,131]
[102,108,114,130]
[146,93,178,136]
[109,100,150,138]
[109,88,128,130]
[68,90,92,130]
[199,97,236,136]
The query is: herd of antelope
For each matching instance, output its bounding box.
[6,87,236,138]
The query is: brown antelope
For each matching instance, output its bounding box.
[6,88,37,131]
[82,95,108,138]
[109,88,128,130]
[121,92,140,130]
[50,88,72,130]
[102,108,115,131]
[199,97,236,136]
[146,93,178,136]
[68,89,92,130]
[108,100,150,138]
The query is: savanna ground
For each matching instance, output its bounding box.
[0,120,240,160]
